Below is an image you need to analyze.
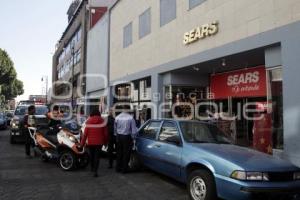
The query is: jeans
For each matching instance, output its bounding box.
[88,145,102,175]
[25,133,33,156]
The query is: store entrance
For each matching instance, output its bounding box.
[230,97,267,147]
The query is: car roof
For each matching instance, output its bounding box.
[148,118,213,125]
[16,104,47,108]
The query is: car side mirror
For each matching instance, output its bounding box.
[166,136,181,145]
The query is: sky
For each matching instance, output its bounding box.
[0,0,74,101]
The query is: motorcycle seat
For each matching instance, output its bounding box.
[44,134,59,145]
[37,128,49,136]
[37,128,59,145]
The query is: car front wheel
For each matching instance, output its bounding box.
[187,169,217,200]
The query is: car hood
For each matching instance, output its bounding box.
[35,115,47,118]
[189,143,300,172]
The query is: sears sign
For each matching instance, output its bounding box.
[210,66,267,99]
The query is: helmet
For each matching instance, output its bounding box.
[63,120,80,135]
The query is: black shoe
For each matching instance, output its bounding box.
[108,165,113,169]
[94,173,98,177]
[26,155,32,159]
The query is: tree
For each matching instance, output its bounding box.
[0,48,24,103]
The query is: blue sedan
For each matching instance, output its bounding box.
[135,119,300,200]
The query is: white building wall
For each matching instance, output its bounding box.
[86,13,109,95]
[110,0,300,80]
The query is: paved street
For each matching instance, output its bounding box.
[0,129,188,200]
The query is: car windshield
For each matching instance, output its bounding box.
[14,106,48,115]
[35,106,48,115]
[6,112,13,118]
[179,121,231,144]
[14,106,27,115]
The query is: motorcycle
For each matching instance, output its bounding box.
[28,120,89,171]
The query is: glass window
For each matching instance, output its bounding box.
[139,8,151,39]
[123,22,133,48]
[160,0,176,27]
[35,106,49,115]
[14,106,28,115]
[76,48,81,64]
[268,67,283,149]
[159,121,180,142]
[189,0,206,10]
[77,28,82,42]
[180,121,231,144]
[139,121,161,139]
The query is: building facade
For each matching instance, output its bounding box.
[52,0,89,109]
[52,0,108,110]
[109,0,300,166]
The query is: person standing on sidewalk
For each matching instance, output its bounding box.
[80,109,108,177]
[107,108,116,169]
[23,105,36,158]
[114,105,138,173]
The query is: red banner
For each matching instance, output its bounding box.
[253,113,273,154]
[211,66,267,99]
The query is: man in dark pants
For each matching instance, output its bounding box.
[114,105,138,173]
[23,105,36,158]
[107,108,116,169]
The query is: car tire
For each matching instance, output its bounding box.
[187,169,217,200]
[58,150,76,171]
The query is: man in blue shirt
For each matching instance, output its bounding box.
[114,105,138,173]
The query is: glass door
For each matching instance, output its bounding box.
[267,67,283,150]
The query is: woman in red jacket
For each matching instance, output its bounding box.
[80,109,108,177]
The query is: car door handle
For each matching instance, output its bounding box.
[153,144,161,148]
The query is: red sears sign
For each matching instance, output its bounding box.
[211,66,267,99]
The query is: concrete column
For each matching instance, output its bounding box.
[151,73,163,119]
[281,35,300,166]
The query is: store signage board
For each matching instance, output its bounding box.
[210,66,267,99]
[183,21,219,45]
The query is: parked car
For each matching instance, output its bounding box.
[135,119,300,200]
[0,112,8,130]
[10,105,48,143]
[5,110,14,126]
